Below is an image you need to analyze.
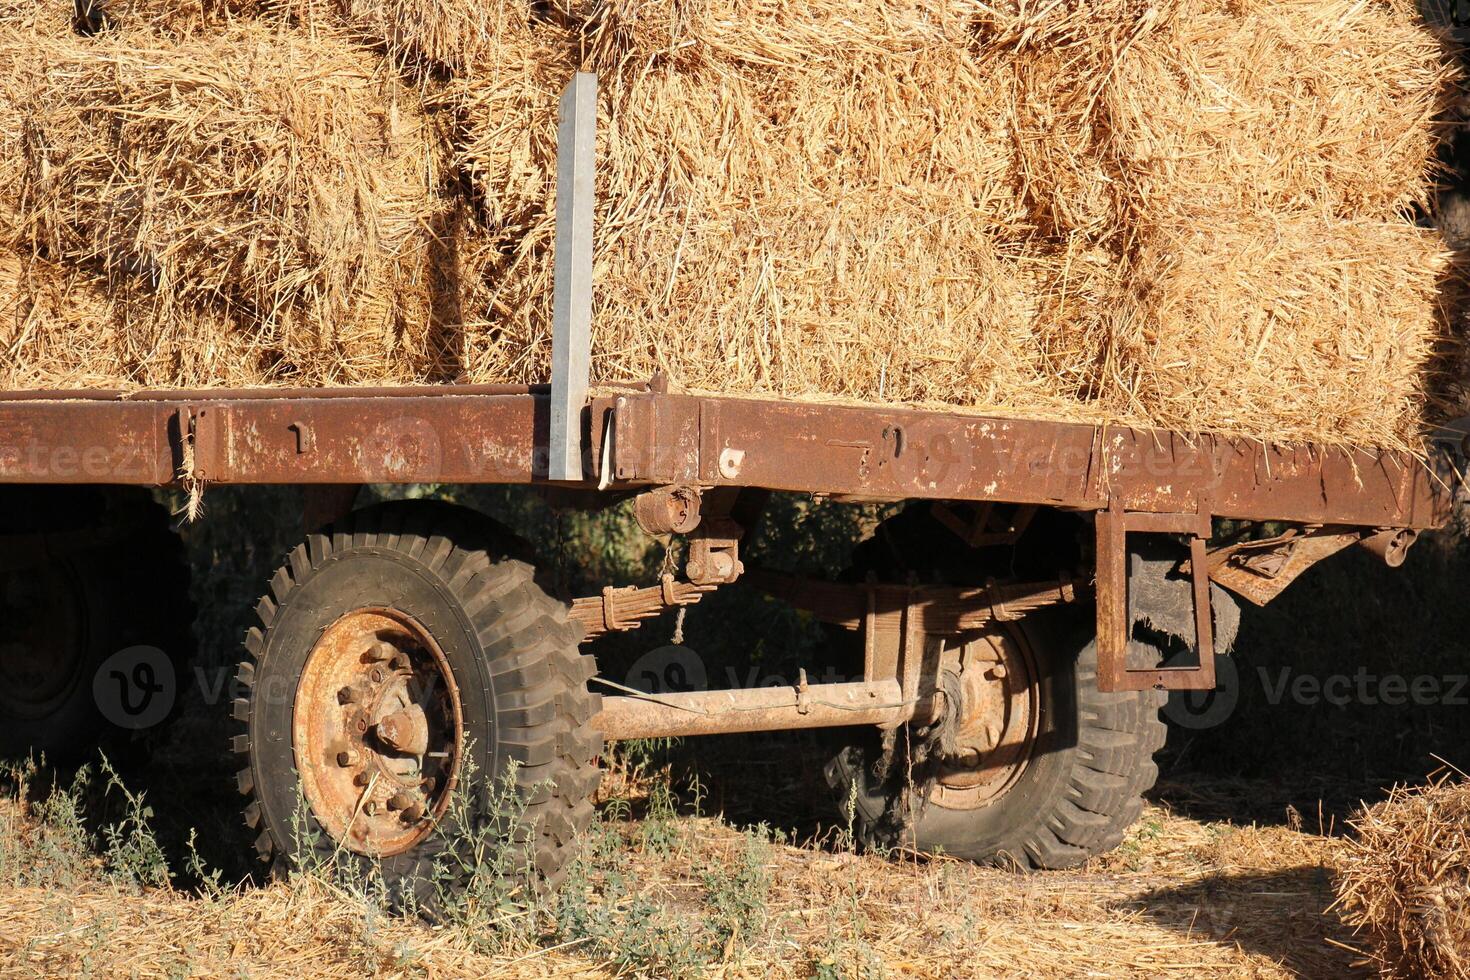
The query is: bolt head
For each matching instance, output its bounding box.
[364,641,394,663]
[337,686,357,705]
[336,750,358,767]
[354,717,368,734]
[986,663,1009,681]
[369,667,386,684]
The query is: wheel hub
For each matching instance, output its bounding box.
[928,626,1039,810]
[293,609,462,855]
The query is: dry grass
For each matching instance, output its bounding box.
[0,776,1366,979]
[1334,773,1470,979]
[0,0,1463,449]
[0,877,607,978]
[0,252,260,390]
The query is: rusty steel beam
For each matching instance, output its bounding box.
[594,391,1455,528]
[0,385,1457,534]
[0,392,561,485]
[0,400,176,484]
[746,569,1083,637]
[592,679,939,740]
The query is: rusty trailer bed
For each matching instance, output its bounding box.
[0,383,1457,529]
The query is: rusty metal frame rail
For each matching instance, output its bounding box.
[593,391,1454,528]
[0,386,1455,531]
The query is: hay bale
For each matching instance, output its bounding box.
[6,19,455,385]
[1335,776,1470,979]
[0,252,267,389]
[102,0,493,71]
[438,0,1458,447]
[1119,215,1451,447]
[1106,0,1454,223]
[449,2,1101,415]
[0,0,1461,449]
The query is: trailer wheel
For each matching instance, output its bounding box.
[0,488,193,763]
[824,504,1165,869]
[232,500,601,907]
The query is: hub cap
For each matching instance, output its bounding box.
[293,609,463,855]
[928,626,1039,810]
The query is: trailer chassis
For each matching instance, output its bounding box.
[1,382,1462,743]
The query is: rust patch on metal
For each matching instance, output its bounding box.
[1200,525,1362,607]
[569,574,716,639]
[293,609,462,857]
[930,627,1040,810]
[592,679,937,740]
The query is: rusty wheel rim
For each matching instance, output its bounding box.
[928,626,1040,811]
[293,608,463,856]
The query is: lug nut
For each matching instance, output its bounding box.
[337,686,357,705]
[364,801,378,816]
[388,792,412,811]
[369,667,386,684]
[364,641,394,663]
[353,771,370,787]
[986,663,1008,681]
[401,803,425,822]
[337,750,358,767]
[354,717,368,734]
[421,776,436,793]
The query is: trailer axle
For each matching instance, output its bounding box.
[592,679,941,740]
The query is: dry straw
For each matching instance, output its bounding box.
[443,0,1463,449]
[0,0,1463,448]
[1335,774,1470,979]
[2,16,454,387]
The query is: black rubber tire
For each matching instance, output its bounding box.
[824,503,1166,869]
[231,500,602,907]
[0,487,193,763]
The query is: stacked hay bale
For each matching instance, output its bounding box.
[2,12,454,386]
[1335,776,1470,979]
[0,0,1461,449]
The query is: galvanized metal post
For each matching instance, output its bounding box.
[548,72,597,482]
